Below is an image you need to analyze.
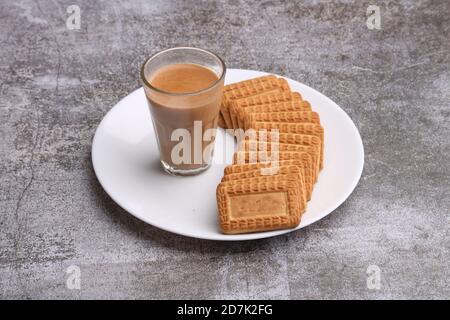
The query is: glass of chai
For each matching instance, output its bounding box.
[141,47,226,176]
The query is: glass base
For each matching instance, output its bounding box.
[160,160,211,176]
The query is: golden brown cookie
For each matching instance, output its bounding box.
[217,176,303,234]
[223,156,315,200]
[241,133,322,168]
[229,90,283,129]
[220,78,288,129]
[232,151,317,197]
[222,165,307,203]
[232,92,303,129]
[236,140,320,182]
[223,75,277,92]
[239,100,312,129]
[248,123,324,170]
[244,111,320,130]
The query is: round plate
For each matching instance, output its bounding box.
[92,69,364,241]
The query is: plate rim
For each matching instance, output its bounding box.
[92,68,365,241]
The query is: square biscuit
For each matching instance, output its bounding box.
[222,172,305,204]
[232,92,303,129]
[240,100,312,129]
[217,176,303,234]
[222,165,307,203]
[244,110,321,130]
[233,145,319,184]
[223,75,277,92]
[224,156,315,200]
[249,123,324,170]
[228,78,292,129]
[220,78,288,129]
[232,151,316,197]
[242,133,322,168]
[229,89,283,129]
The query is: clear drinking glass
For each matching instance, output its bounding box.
[141,47,226,176]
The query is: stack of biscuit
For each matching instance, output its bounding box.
[216,75,324,234]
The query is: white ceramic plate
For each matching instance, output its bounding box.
[92,69,364,241]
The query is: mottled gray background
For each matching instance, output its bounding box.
[0,0,449,299]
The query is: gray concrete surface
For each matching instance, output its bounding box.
[0,0,449,299]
